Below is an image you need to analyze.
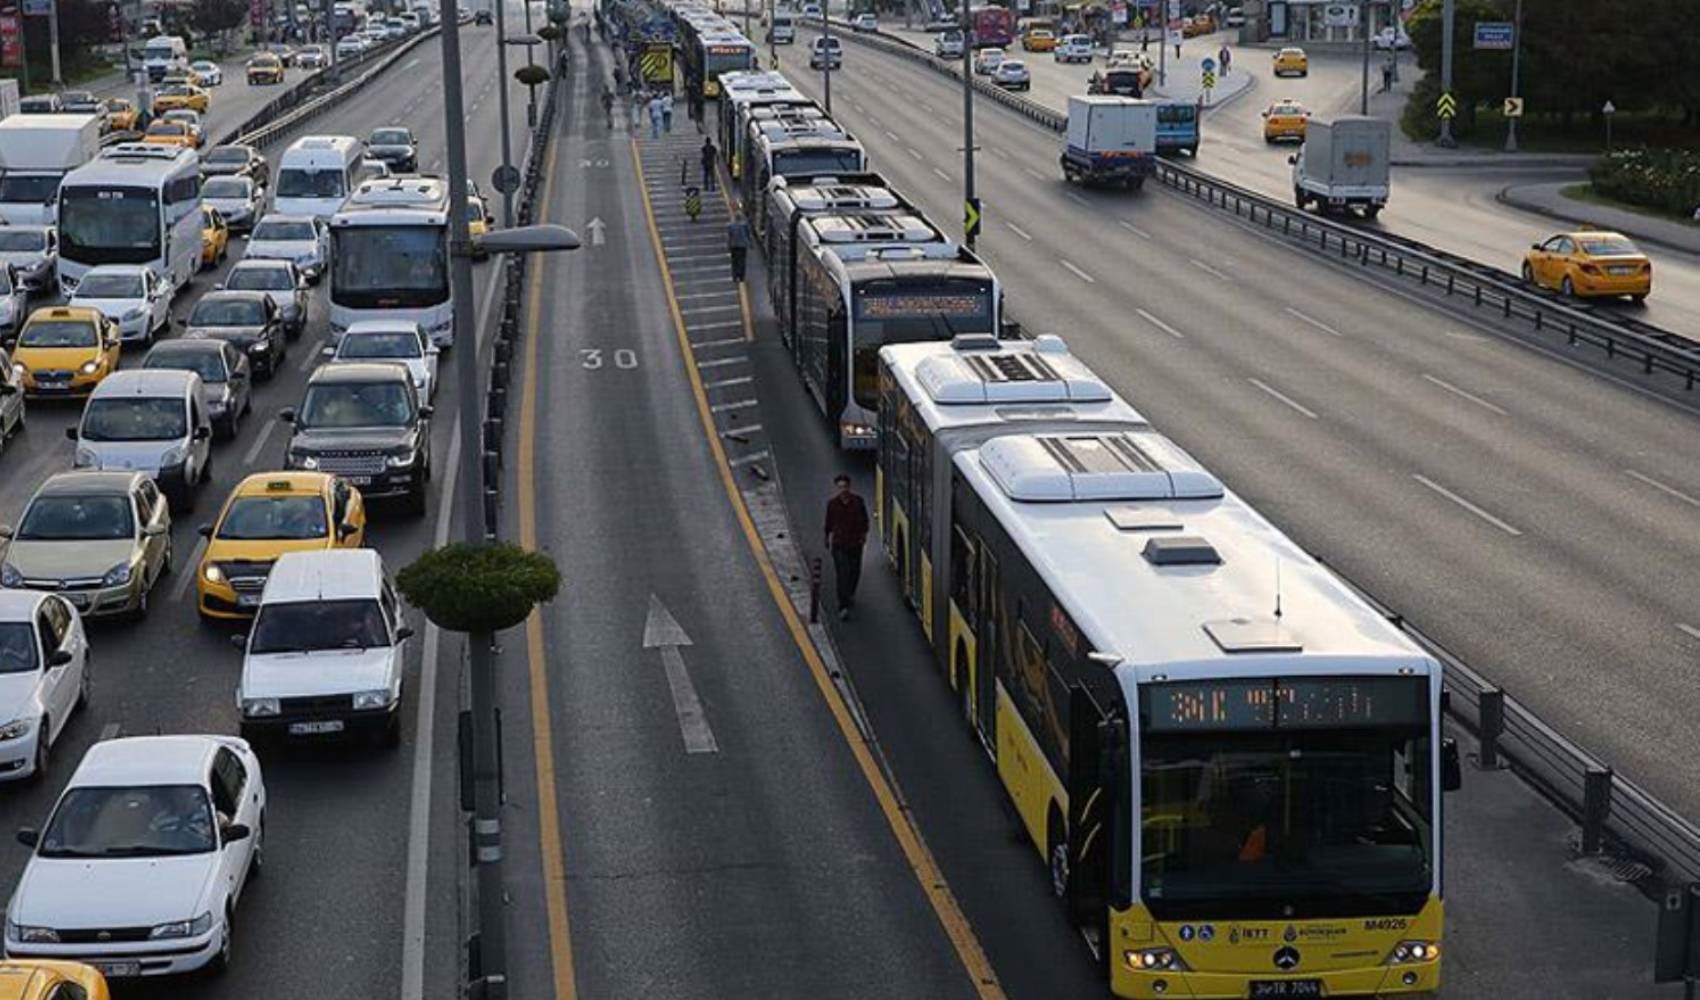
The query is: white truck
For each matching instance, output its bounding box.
[1060,94,1157,190]
[0,113,103,225]
[142,35,189,82]
[1290,115,1391,218]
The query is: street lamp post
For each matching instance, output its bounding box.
[493,0,517,227]
[959,0,975,251]
[521,0,536,126]
[820,1,830,113]
[1503,0,1522,153]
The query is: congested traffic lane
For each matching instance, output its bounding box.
[0,18,524,1000]
[793,23,1700,839]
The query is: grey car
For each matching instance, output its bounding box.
[202,175,265,232]
[0,346,24,449]
[0,228,56,293]
[202,144,270,187]
[221,259,308,338]
[0,265,26,337]
[142,338,253,440]
[0,471,172,619]
[181,291,288,380]
[244,214,329,283]
[366,126,418,172]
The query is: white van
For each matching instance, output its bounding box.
[272,135,373,221]
[70,369,212,509]
[809,34,842,69]
[769,12,795,43]
[142,35,189,83]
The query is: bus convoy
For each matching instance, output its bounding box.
[658,3,1465,994]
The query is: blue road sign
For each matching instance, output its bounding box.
[1201,56,1215,72]
[21,0,50,17]
[1473,21,1514,50]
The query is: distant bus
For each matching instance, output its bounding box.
[743,118,865,218]
[969,5,1014,47]
[329,175,455,348]
[714,70,809,179]
[57,143,202,298]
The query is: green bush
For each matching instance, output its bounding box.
[536,24,562,40]
[396,542,560,633]
[1589,148,1700,217]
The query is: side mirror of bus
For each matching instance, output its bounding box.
[1000,318,1023,340]
[1440,737,1462,792]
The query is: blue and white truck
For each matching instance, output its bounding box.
[1060,95,1157,190]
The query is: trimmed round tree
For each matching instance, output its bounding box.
[397,543,560,633]
[514,64,551,87]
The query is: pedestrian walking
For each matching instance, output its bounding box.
[700,136,718,190]
[727,214,750,282]
[824,475,869,620]
[661,92,675,132]
[601,86,615,127]
[1219,44,1230,75]
[1381,58,1394,93]
[1174,39,1182,59]
[684,185,703,222]
[648,94,663,139]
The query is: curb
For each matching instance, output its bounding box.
[1495,183,1700,258]
[1390,153,1593,169]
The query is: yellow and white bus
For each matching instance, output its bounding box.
[876,335,1460,1000]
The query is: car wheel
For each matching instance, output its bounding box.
[380,711,402,749]
[1521,261,1536,285]
[161,537,175,577]
[205,909,232,976]
[134,579,151,620]
[1631,293,1648,305]
[28,723,48,781]
[1561,275,1576,297]
[77,659,90,709]
[217,413,239,441]
[404,481,428,517]
[248,815,264,880]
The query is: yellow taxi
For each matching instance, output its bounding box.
[152,83,210,114]
[0,960,111,1000]
[1273,46,1308,76]
[197,472,368,620]
[467,195,494,259]
[1261,100,1310,142]
[103,96,139,131]
[1522,230,1653,302]
[141,119,197,148]
[247,51,285,84]
[1022,28,1057,51]
[9,307,120,397]
[202,207,229,268]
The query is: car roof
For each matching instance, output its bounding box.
[264,548,385,602]
[25,306,100,325]
[147,338,226,356]
[0,589,47,619]
[69,735,225,788]
[308,360,412,383]
[88,368,199,397]
[230,257,291,270]
[80,263,152,277]
[1567,230,1630,240]
[231,471,333,498]
[36,469,144,495]
[254,213,318,227]
[345,319,424,335]
[195,289,271,306]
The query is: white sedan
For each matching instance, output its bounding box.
[5,735,265,977]
[972,47,1004,74]
[67,265,173,345]
[190,60,223,86]
[851,12,878,31]
[0,590,88,782]
[324,319,439,401]
[992,58,1031,90]
[244,214,329,283]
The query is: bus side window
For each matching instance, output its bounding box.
[950,524,976,626]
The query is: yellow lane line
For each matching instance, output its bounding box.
[630,135,1007,1000]
[519,128,578,1000]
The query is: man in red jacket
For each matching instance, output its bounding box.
[824,474,870,621]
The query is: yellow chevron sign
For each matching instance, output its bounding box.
[1436,91,1458,119]
[640,45,673,83]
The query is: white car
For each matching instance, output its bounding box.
[244,214,329,283]
[236,549,411,748]
[809,35,842,69]
[801,2,822,15]
[851,12,877,31]
[201,175,264,232]
[1224,7,1245,27]
[992,59,1031,89]
[0,266,27,338]
[0,590,87,781]
[1106,48,1145,69]
[335,37,367,59]
[68,265,173,345]
[5,735,265,977]
[934,30,964,58]
[1373,25,1411,50]
[189,60,223,86]
[0,227,57,294]
[972,47,1004,74]
[324,320,438,401]
[1055,34,1093,63]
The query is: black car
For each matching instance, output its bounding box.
[202,144,270,187]
[474,9,492,24]
[280,363,432,514]
[181,291,289,380]
[366,126,419,172]
[18,95,60,114]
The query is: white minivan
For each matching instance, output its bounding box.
[69,369,212,510]
[272,135,370,221]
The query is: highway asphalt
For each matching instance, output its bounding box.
[792,24,1700,835]
[0,15,526,1000]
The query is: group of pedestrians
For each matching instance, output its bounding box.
[634,90,676,138]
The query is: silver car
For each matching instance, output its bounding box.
[221,259,308,337]
[142,339,252,440]
[245,214,329,283]
[0,228,56,293]
[0,471,173,619]
[202,175,265,232]
[68,369,213,511]
[0,347,24,451]
[0,265,26,337]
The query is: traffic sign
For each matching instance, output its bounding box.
[1201,56,1215,73]
[1436,92,1457,120]
[20,0,47,17]
[491,164,522,194]
[964,198,981,240]
[1502,97,1523,118]
[1473,21,1513,49]
[1202,69,1215,89]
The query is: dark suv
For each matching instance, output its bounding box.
[279,363,432,514]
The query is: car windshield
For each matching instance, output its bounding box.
[76,272,145,298]
[145,348,225,383]
[371,128,410,145]
[1581,237,1639,255]
[17,494,133,541]
[340,332,421,359]
[0,622,37,674]
[1272,104,1303,115]
[218,495,328,540]
[19,321,97,348]
[252,220,316,242]
[203,178,250,199]
[39,784,216,858]
[275,168,346,199]
[80,397,187,442]
[0,230,46,251]
[206,147,248,164]
[227,266,293,291]
[0,175,59,203]
[298,380,414,428]
[190,298,266,326]
[250,598,388,653]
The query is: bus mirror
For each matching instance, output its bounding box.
[1440,737,1462,792]
[999,318,1023,340]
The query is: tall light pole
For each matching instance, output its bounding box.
[1358,0,1369,114]
[959,0,975,251]
[435,5,577,999]
[1437,0,1455,146]
[493,0,516,227]
[1503,0,1521,152]
[819,0,830,113]
[521,0,536,126]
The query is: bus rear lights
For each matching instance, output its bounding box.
[1386,940,1438,964]
[1126,947,1188,971]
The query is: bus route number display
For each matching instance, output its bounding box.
[1143,677,1426,732]
[857,294,986,318]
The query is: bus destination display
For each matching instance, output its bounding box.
[1143,677,1426,732]
[855,293,988,319]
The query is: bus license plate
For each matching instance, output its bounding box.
[289,720,345,735]
[1251,982,1322,998]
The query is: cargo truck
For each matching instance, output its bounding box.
[1060,95,1157,190]
[0,113,104,225]
[1290,115,1391,218]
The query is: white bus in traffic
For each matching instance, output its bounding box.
[56,143,202,298]
[328,175,454,347]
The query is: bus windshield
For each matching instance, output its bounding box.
[59,187,161,264]
[851,277,994,408]
[330,225,448,309]
[772,148,864,177]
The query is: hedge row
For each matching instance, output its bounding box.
[1588,148,1700,218]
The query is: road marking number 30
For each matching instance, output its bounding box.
[581,349,639,369]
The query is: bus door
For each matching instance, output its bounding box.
[1065,686,1120,930]
[825,304,848,422]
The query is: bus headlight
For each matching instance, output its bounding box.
[1125,947,1188,971]
[1386,940,1439,964]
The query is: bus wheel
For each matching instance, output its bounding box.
[1047,809,1069,899]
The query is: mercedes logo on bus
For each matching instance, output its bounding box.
[1273,946,1301,970]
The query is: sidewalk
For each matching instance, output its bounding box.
[1145,51,1256,112]
[1498,180,1700,256]
[1355,59,1597,169]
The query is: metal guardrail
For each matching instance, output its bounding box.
[824,22,1700,394]
[821,19,1700,886]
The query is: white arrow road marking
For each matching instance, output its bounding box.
[644,595,717,754]
[587,216,607,245]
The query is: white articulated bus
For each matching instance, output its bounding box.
[56,143,201,298]
[328,175,454,347]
